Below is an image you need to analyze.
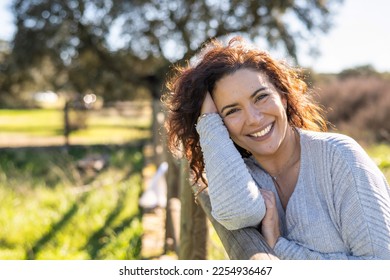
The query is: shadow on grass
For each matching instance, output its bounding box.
[83,187,141,259]
[25,192,89,260]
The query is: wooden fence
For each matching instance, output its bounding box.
[164,158,279,260]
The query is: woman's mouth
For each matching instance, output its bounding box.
[248,123,274,138]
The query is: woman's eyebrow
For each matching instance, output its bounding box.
[250,86,268,98]
[221,103,239,114]
[220,87,267,114]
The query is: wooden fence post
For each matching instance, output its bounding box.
[179,159,208,259]
[153,99,180,254]
[163,150,180,253]
[63,100,70,149]
[194,187,279,260]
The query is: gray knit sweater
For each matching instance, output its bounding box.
[196,113,390,259]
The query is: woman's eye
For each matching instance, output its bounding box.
[225,108,239,116]
[255,94,268,102]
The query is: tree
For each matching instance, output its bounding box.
[6,0,343,102]
[339,64,379,79]
[116,0,342,62]
[8,0,149,102]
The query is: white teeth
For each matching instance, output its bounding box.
[250,124,272,137]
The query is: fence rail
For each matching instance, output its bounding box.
[162,158,279,260]
[194,186,279,260]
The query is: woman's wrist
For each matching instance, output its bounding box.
[197,112,215,124]
[270,234,281,249]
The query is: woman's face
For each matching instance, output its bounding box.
[213,68,289,159]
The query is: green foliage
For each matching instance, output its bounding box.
[0,145,144,260]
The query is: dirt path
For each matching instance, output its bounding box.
[140,207,175,259]
[140,145,177,260]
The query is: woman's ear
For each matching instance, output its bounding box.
[281,95,288,110]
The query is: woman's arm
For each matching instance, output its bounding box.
[196,113,266,230]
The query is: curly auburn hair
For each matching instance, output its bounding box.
[161,36,327,185]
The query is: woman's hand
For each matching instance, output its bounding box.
[260,189,281,249]
[200,92,218,115]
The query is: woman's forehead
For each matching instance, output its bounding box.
[214,69,273,94]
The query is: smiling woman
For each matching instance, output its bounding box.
[212,70,291,162]
[162,36,390,260]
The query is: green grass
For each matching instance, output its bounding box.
[0,145,144,260]
[366,143,390,181]
[0,109,63,137]
[0,106,151,146]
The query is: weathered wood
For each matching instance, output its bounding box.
[163,156,180,253]
[167,197,181,254]
[161,118,181,253]
[179,159,208,259]
[63,101,70,149]
[194,187,279,260]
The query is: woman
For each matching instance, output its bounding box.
[162,37,390,259]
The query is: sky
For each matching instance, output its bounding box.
[0,0,389,73]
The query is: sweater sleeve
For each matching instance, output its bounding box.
[274,136,390,260]
[332,140,390,259]
[196,113,266,230]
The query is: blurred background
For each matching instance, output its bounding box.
[0,0,389,260]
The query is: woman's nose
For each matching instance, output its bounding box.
[245,105,263,126]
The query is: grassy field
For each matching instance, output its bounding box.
[0,104,151,147]
[0,145,144,259]
[0,106,150,260]
[365,143,390,182]
[0,107,389,260]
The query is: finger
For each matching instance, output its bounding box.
[260,190,276,209]
[260,189,274,200]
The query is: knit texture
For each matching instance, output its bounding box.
[196,113,390,259]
